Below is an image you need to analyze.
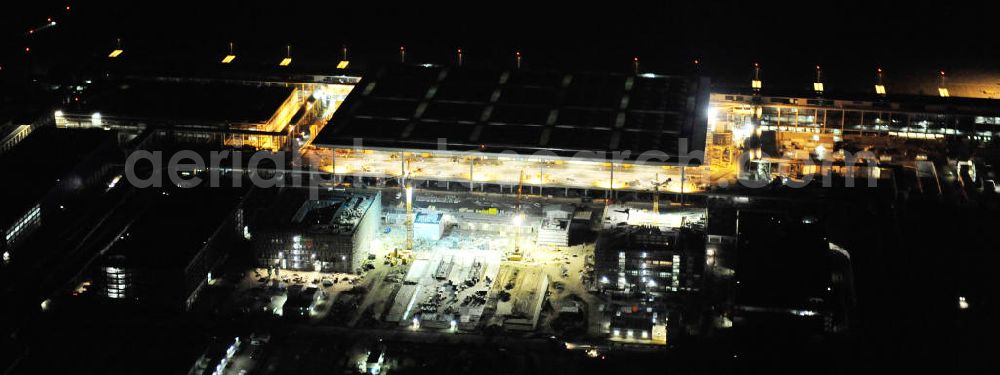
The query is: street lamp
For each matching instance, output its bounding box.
[751,62,762,91]
[875,67,887,95]
[338,44,349,69]
[279,45,292,66]
[222,42,236,64]
[108,38,123,58]
[405,185,414,251]
[813,65,824,94]
[938,70,950,97]
[512,212,525,258]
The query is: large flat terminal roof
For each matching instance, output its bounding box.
[314,64,709,164]
[79,79,295,126]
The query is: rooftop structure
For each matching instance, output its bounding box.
[315,64,709,162]
[413,211,445,241]
[52,77,343,152]
[537,204,574,247]
[308,64,710,195]
[67,80,296,126]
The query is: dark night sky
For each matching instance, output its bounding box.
[3,1,1000,90]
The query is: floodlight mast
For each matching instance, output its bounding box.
[405,183,414,252]
[511,169,525,260]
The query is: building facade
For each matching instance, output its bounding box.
[596,226,702,296]
[254,189,382,273]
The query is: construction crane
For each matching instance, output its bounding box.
[650,173,671,214]
[404,184,414,252]
[509,169,525,261]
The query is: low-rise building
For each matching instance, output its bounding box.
[252,189,381,273]
[0,127,120,257]
[93,184,248,309]
[595,226,703,297]
[283,284,324,319]
[537,204,573,247]
[413,211,445,240]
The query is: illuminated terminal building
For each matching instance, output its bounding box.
[31,59,1000,199]
[251,189,382,273]
[52,77,356,152]
[708,87,1000,182]
[311,64,710,196]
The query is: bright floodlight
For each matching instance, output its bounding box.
[279,57,292,66]
[54,110,64,117]
[221,55,236,64]
[751,79,762,89]
[938,87,950,97]
[108,49,123,58]
[512,213,524,226]
[875,84,886,95]
[337,60,349,69]
[959,296,969,310]
[813,82,824,92]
